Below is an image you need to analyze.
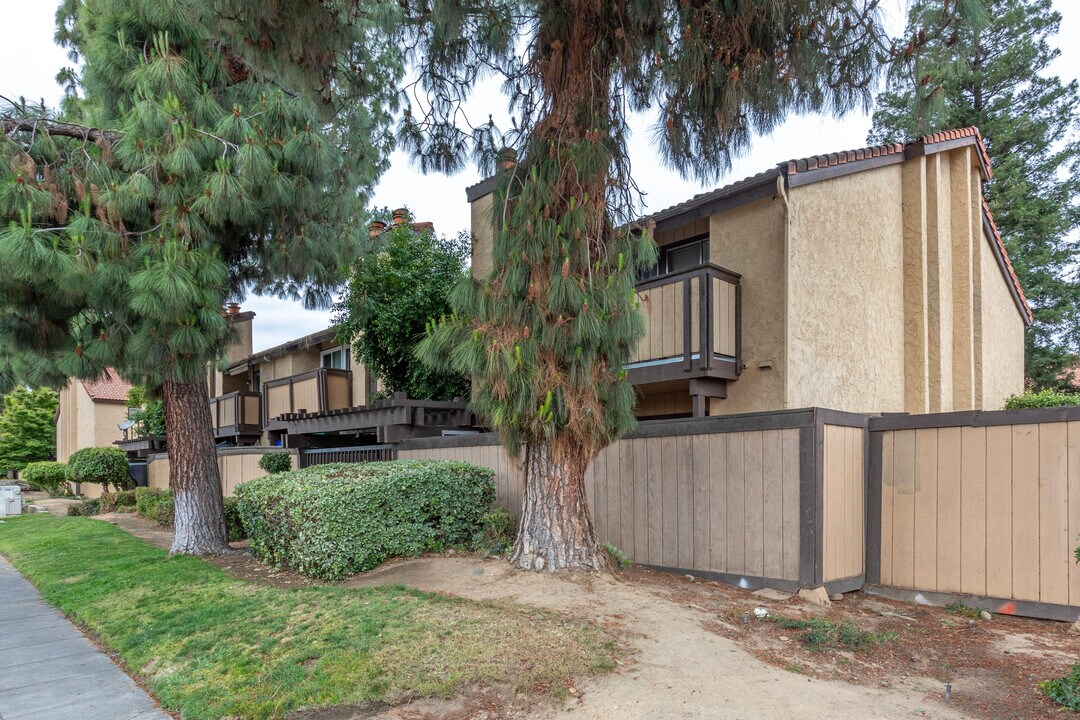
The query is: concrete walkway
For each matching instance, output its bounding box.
[0,556,170,720]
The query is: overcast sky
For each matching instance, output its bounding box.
[2,1,1078,351]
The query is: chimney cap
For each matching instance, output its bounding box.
[226,302,240,315]
[391,208,409,225]
[369,220,387,238]
[498,147,517,170]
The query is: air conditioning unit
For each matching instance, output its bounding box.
[0,486,22,517]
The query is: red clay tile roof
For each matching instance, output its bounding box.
[81,368,132,403]
[783,142,906,175]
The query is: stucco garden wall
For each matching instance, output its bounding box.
[785,167,907,413]
[470,192,494,278]
[980,248,1026,409]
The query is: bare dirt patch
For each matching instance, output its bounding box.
[99,515,1077,719]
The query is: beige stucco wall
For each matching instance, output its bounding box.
[55,382,78,462]
[980,248,1026,408]
[471,192,495,278]
[707,196,786,415]
[785,165,907,413]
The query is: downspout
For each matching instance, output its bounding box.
[776,173,791,409]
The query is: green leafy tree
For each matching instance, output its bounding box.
[0,0,398,553]
[68,446,128,491]
[0,387,58,472]
[869,0,1080,390]
[335,211,470,401]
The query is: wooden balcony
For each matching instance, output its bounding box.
[209,391,262,442]
[263,367,352,430]
[627,262,741,386]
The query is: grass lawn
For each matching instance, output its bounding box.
[0,515,617,719]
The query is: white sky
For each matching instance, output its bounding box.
[2,1,1078,351]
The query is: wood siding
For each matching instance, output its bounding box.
[822,424,865,582]
[400,427,803,583]
[876,420,1080,607]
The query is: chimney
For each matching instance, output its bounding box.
[498,147,517,171]
[368,220,386,238]
[392,208,408,226]
[226,302,240,315]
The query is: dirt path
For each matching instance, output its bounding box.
[89,514,1073,719]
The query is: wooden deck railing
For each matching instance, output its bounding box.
[262,367,352,427]
[629,262,740,382]
[208,391,262,436]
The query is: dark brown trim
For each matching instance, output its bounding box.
[734,283,743,375]
[647,172,779,234]
[399,432,499,451]
[981,214,1034,326]
[625,358,738,386]
[785,152,905,189]
[864,585,1080,623]
[824,575,865,595]
[865,431,883,585]
[642,564,801,594]
[813,416,826,586]
[867,404,1080,432]
[682,279,692,372]
[465,175,501,203]
[814,408,870,428]
[635,262,740,291]
[798,425,817,587]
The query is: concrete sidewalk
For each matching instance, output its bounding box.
[0,555,170,720]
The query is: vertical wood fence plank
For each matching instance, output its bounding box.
[662,435,679,566]
[762,429,784,579]
[891,430,917,588]
[1037,422,1069,605]
[1068,422,1080,606]
[1011,424,1040,602]
[633,438,649,564]
[744,431,765,577]
[913,428,939,591]
[985,424,1014,599]
[880,432,895,586]
[692,435,711,571]
[709,433,728,573]
[782,429,801,581]
[677,434,694,569]
[959,426,987,596]
[647,437,664,566]
[726,432,746,574]
[936,426,962,593]
[620,440,635,561]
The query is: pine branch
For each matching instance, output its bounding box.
[1,114,118,144]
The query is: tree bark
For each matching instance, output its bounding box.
[510,441,606,571]
[161,377,231,555]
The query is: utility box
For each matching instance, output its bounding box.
[0,486,21,517]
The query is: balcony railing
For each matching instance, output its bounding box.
[263,367,352,428]
[627,262,741,384]
[209,391,262,438]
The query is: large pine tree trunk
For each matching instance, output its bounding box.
[161,377,230,555]
[510,442,606,571]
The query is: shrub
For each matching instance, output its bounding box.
[473,507,516,557]
[236,460,495,580]
[257,452,293,475]
[1042,664,1080,710]
[21,461,70,497]
[68,447,129,491]
[604,543,631,570]
[98,490,138,514]
[67,498,100,517]
[135,487,174,526]
[222,496,245,542]
[1004,389,1080,410]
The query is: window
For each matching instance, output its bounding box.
[638,235,709,281]
[321,346,349,370]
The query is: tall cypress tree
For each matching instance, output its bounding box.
[0,0,397,552]
[869,0,1080,390]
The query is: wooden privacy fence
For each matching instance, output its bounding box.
[146,447,299,496]
[399,408,866,593]
[868,407,1080,622]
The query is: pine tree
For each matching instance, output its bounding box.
[0,0,398,552]
[334,212,471,401]
[869,0,1080,390]
[0,387,58,472]
[397,1,982,571]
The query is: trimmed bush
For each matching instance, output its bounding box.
[222,497,245,542]
[67,498,99,516]
[257,452,293,474]
[1004,389,1080,410]
[68,447,129,491]
[21,461,70,497]
[98,490,137,514]
[135,487,174,526]
[236,460,495,580]
[474,507,517,557]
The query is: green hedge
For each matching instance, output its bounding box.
[257,452,292,474]
[235,460,495,580]
[1004,389,1080,410]
[99,490,137,513]
[135,487,174,525]
[68,447,129,490]
[21,461,70,496]
[135,487,245,541]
